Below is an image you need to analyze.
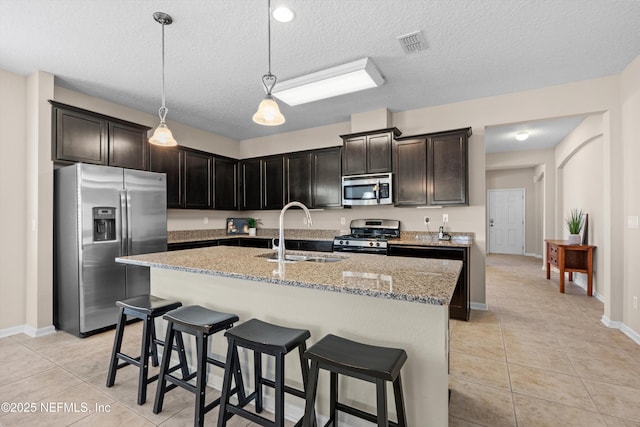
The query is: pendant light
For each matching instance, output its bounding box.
[252,0,285,126]
[149,12,177,146]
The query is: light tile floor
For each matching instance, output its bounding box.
[449,254,640,427]
[0,254,638,426]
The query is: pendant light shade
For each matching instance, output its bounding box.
[253,0,285,126]
[149,12,177,147]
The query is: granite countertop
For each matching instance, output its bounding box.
[117,246,462,306]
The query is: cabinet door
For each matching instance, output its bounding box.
[263,156,285,210]
[342,136,367,175]
[184,150,213,209]
[214,157,237,210]
[427,131,468,206]
[54,107,108,165]
[108,121,148,170]
[240,159,262,210]
[393,138,427,206]
[149,146,182,208]
[286,152,312,206]
[366,133,392,173]
[313,147,342,208]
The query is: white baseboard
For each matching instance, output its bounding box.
[601,316,640,346]
[593,291,605,303]
[0,324,56,339]
[470,302,488,311]
[524,252,542,258]
[621,323,640,345]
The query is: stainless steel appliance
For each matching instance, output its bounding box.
[54,163,167,337]
[342,173,393,206]
[333,219,400,254]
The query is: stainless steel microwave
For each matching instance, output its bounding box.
[342,173,393,206]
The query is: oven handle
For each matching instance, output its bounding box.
[376,180,380,204]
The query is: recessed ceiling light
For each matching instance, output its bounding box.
[515,132,529,141]
[272,6,294,22]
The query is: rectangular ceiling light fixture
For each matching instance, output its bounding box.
[272,58,384,106]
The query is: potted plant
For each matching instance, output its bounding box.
[247,218,261,236]
[566,208,584,244]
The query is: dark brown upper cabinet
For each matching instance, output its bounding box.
[312,147,342,208]
[239,158,262,210]
[393,138,427,206]
[149,145,182,208]
[284,147,342,208]
[394,127,470,207]
[214,156,238,210]
[427,128,470,206]
[286,152,312,207]
[262,155,285,210]
[183,150,213,209]
[340,128,401,175]
[50,101,149,170]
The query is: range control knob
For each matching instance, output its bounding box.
[376,242,381,247]
[339,240,344,245]
[369,241,374,247]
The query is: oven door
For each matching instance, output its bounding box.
[342,173,392,206]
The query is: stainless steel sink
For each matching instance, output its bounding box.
[256,253,345,263]
[305,256,343,263]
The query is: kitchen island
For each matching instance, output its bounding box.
[116,246,462,426]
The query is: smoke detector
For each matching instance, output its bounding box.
[397,30,426,54]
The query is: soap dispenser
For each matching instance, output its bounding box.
[438,226,444,240]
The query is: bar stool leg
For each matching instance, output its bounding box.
[137,315,153,405]
[303,360,319,427]
[106,308,126,387]
[254,350,263,413]
[329,372,338,424]
[375,378,388,427]
[153,322,176,415]
[150,321,159,367]
[217,337,237,427]
[174,331,190,378]
[393,375,407,427]
[195,331,208,427]
[274,353,285,427]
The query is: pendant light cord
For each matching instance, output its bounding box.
[262,0,277,96]
[159,18,168,122]
[267,0,271,76]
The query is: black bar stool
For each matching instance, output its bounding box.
[106,295,183,405]
[153,305,241,427]
[302,334,408,427]
[217,318,314,427]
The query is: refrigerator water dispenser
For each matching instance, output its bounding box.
[93,207,116,241]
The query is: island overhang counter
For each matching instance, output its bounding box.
[116,246,461,426]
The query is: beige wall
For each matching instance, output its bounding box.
[620,54,640,336]
[486,168,539,256]
[0,69,27,331]
[557,116,605,295]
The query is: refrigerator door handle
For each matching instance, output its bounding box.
[125,189,133,256]
[120,190,128,256]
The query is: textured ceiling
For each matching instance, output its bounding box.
[1,0,639,147]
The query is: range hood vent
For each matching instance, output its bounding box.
[397,30,426,54]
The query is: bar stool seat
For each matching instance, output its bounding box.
[302,334,408,427]
[217,318,313,427]
[153,305,240,427]
[106,295,182,405]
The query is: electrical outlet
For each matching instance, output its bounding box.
[424,216,430,224]
[442,213,448,223]
[203,217,208,224]
[634,296,638,310]
[341,217,346,225]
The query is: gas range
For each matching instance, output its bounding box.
[333,219,400,254]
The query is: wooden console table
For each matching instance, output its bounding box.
[545,240,596,296]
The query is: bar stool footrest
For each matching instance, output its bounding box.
[334,402,399,427]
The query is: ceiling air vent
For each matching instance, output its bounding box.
[397,30,426,54]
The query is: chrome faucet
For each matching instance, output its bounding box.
[274,201,313,262]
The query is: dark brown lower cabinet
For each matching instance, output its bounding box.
[388,245,470,320]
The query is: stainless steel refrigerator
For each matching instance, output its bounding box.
[54,163,167,337]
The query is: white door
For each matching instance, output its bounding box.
[488,189,524,254]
